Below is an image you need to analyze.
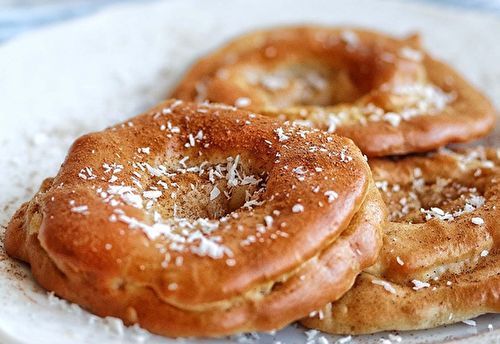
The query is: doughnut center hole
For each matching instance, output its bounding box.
[377,177,485,224]
[244,63,367,107]
[141,155,268,223]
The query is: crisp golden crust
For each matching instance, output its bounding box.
[5,100,384,337]
[301,147,500,334]
[171,26,497,157]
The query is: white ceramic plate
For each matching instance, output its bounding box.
[1,0,500,343]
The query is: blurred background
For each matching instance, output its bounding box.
[1,0,499,45]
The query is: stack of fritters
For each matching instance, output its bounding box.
[5,26,499,337]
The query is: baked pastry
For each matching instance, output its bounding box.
[301,147,500,333]
[171,26,497,157]
[5,100,384,337]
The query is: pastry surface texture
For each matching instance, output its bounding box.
[171,26,497,157]
[301,147,500,334]
[5,99,384,337]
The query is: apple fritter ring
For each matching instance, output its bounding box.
[301,147,500,334]
[5,100,384,337]
[171,26,497,157]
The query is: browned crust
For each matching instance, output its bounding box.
[170,26,497,157]
[335,57,498,156]
[5,100,384,337]
[301,148,500,334]
[5,180,384,337]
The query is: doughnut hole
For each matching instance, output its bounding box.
[208,48,428,113]
[238,62,364,107]
[134,155,269,223]
[376,171,487,224]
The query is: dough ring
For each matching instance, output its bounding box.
[302,147,500,334]
[5,100,384,337]
[171,26,497,157]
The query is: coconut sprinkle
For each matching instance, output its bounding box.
[71,205,90,215]
[210,186,221,200]
[462,319,477,326]
[471,217,484,225]
[412,279,430,290]
[372,280,397,294]
[274,127,289,142]
[235,97,251,107]
[324,190,339,203]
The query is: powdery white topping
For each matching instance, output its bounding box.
[382,112,402,127]
[107,185,143,209]
[104,317,125,336]
[396,256,404,265]
[116,210,234,259]
[189,233,233,259]
[388,334,403,343]
[368,83,454,127]
[143,162,164,176]
[447,147,496,170]
[392,83,452,105]
[317,336,329,344]
[400,46,424,61]
[143,190,162,199]
[324,190,339,203]
[412,279,430,290]
[305,72,327,90]
[264,215,273,228]
[305,329,320,341]
[471,217,484,225]
[421,206,453,221]
[326,113,342,133]
[336,336,352,344]
[170,99,183,109]
[274,127,289,142]
[210,185,220,200]
[71,205,90,215]
[339,148,353,162]
[292,204,304,213]
[340,30,359,47]
[375,180,389,193]
[463,319,477,326]
[293,166,307,175]
[139,147,150,154]
[418,194,484,223]
[372,280,397,294]
[78,167,97,180]
[235,97,251,107]
[260,74,290,91]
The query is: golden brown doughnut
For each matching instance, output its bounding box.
[171,26,497,157]
[301,147,500,334]
[5,100,384,337]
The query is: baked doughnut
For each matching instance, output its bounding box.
[301,147,500,334]
[5,100,384,337]
[171,26,497,157]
